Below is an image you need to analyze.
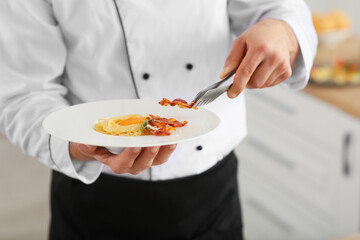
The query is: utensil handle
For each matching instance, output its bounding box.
[213,69,237,88]
[222,69,237,81]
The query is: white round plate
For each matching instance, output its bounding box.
[43,99,220,148]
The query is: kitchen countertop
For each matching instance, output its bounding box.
[303,35,360,120]
[303,84,360,119]
[332,234,360,240]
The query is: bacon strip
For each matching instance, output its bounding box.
[159,98,197,109]
[143,114,187,136]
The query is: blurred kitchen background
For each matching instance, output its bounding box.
[1,0,360,240]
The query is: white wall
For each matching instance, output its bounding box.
[305,0,360,35]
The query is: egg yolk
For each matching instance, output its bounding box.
[117,117,146,126]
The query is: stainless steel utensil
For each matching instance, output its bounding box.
[192,70,236,108]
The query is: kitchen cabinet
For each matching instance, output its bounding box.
[235,85,360,240]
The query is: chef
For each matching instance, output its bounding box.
[0,0,317,239]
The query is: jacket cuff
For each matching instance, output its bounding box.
[281,18,317,90]
[49,135,103,184]
[261,17,317,90]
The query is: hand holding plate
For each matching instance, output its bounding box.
[69,142,177,175]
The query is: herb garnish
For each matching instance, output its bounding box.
[141,118,155,133]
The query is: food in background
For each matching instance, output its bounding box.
[310,59,360,85]
[312,10,351,33]
[312,10,351,45]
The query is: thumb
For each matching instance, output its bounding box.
[79,144,97,153]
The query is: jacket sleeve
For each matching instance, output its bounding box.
[0,0,103,184]
[228,0,318,90]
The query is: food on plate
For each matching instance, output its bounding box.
[94,114,187,136]
[310,59,360,85]
[159,98,197,109]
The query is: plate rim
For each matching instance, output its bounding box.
[42,99,220,147]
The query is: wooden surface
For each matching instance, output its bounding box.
[304,35,360,120]
[303,85,360,119]
[332,234,360,240]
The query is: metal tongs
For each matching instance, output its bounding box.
[192,70,236,108]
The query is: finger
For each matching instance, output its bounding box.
[152,144,177,166]
[228,47,265,98]
[246,60,277,89]
[128,146,160,175]
[75,144,115,161]
[268,70,292,87]
[220,37,246,79]
[267,62,293,87]
[78,144,98,154]
[91,147,113,159]
[95,147,142,174]
[266,69,283,87]
[71,143,100,160]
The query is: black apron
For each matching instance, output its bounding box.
[49,152,243,240]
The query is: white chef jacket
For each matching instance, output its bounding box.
[0,0,317,184]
